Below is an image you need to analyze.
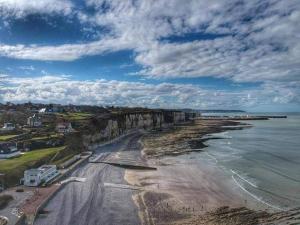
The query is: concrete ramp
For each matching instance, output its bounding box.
[89,151,157,170]
[104,182,141,190]
[92,161,157,170]
[60,177,86,184]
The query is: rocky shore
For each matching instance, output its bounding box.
[141,119,247,157]
[125,119,300,225]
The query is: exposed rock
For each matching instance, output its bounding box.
[82,111,174,148]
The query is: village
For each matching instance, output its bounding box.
[0,103,89,189]
[0,102,199,225]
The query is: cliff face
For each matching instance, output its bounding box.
[173,112,186,123]
[82,110,195,148]
[162,111,186,124]
[83,112,164,147]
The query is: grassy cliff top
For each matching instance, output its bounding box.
[0,134,19,141]
[0,146,65,187]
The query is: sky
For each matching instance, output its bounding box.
[0,0,299,112]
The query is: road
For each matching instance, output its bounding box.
[0,187,33,225]
[34,132,143,225]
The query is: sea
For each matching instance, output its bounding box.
[201,113,300,210]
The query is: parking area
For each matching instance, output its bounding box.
[0,187,33,225]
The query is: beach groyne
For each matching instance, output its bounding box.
[200,115,287,120]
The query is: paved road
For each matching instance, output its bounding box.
[34,132,143,225]
[0,188,33,225]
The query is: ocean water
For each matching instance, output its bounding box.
[202,113,300,210]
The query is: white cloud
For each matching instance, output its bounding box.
[1,75,299,110]
[0,38,132,61]
[0,0,299,84]
[136,37,300,83]
[0,0,74,18]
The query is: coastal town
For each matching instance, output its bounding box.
[0,102,297,225]
[0,102,200,225]
[1,0,299,224]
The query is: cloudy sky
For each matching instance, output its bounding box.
[0,0,299,111]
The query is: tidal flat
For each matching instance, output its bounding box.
[125,119,300,225]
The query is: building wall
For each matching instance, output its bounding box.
[1,123,15,131]
[40,166,58,183]
[0,143,20,159]
[27,116,42,127]
[24,170,41,186]
[24,165,58,187]
[0,150,20,159]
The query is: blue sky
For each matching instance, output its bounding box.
[0,0,299,111]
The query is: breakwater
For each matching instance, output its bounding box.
[200,115,287,120]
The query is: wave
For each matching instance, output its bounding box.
[230,170,257,188]
[231,174,285,211]
[232,171,298,207]
[203,154,297,208]
[243,157,300,183]
[204,152,218,163]
[208,131,232,139]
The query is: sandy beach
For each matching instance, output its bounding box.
[125,119,300,225]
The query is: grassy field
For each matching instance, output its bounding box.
[0,146,65,187]
[52,154,75,166]
[0,134,19,141]
[30,134,59,141]
[56,112,93,121]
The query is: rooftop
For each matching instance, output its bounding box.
[26,165,56,174]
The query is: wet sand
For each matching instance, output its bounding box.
[125,119,300,225]
[125,156,255,225]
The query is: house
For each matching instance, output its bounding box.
[27,114,42,127]
[1,123,15,131]
[52,104,63,113]
[0,142,20,159]
[56,122,73,133]
[38,108,48,114]
[23,165,59,187]
[38,107,55,114]
[39,105,63,114]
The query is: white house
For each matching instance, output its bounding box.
[0,142,20,159]
[1,123,15,131]
[56,122,73,133]
[27,114,42,127]
[23,165,59,187]
[38,108,47,114]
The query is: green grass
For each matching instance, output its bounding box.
[56,112,93,121]
[52,154,75,166]
[0,146,65,186]
[0,134,19,141]
[30,134,59,141]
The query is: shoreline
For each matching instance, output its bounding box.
[125,119,299,225]
[140,120,247,158]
